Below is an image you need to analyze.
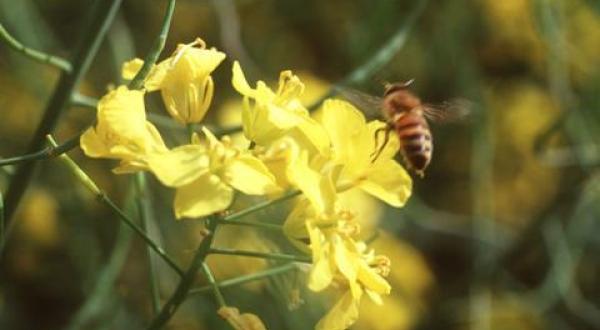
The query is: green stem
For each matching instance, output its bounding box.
[2,0,123,233]
[201,262,227,307]
[0,23,72,72]
[70,92,99,108]
[46,136,184,277]
[214,217,282,231]
[128,0,177,90]
[208,248,311,263]
[135,173,162,314]
[0,133,81,167]
[102,195,184,277]
[223,190,301,222]
[188,263,297,296]
[147,217,219,330]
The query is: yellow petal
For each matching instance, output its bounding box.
[146,144,210,187]
[217,306,267,330]
[315,290,362,330]
[223,154,280,195]
[232,61,256,97]
[112,159,148,174]
[183,46,226,78]
[80,127,109,158]
[160,46,225,124]
[307,223,334,291]
[121,58,168,91]
[360,160,412,207]
[287,151,336,214]
[364,288,384,305]
[358,262,392,295]
[121,58,144,80]
[320,99,371,166]
[333,234,358,283]
[96,86,148,143]
[295,115,331,156]
[309,254,334,292]
[282,199,312,251]
[174,173,234,219]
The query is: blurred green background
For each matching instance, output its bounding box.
[1,0,600,329]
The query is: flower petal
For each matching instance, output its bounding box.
[80,127,109,158]
[217,306,267,330]
[358,262,392,295]
[319,99,371,166]
[223,154,280,195]
[174,173,234,219]
[315,289,362,330]
[121,58,168,91]
[232,61,256,97]
[121,58,144,80]
[307,223,334,291]
[146,144,210,187]
[287,151,336,214]
[359,160,412,207]
[333,235,358,281]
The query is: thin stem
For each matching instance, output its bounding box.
[135,173,162,314]
[214,217,282,231]
[188,263,297,296]
[2,0,123,232]
[0,23,72,72]
[0,133,81,167]
[46,136,184,277]
[201,262,227,307]
[128,0,177,90]
[147,217,219,330]
[70,92,99,108]
[223,190,301,222]
[208,248,311,263]
[102,195,184,277]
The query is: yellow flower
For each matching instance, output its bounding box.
[231,61,330,155]
[284,200,391,330]
[278,99,412,215]
[146,127,280,218]
[217,306,266,330]
[80,86,167,173]
[122,38,226,125]
[318,99,412,207]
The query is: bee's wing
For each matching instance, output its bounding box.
[334,86,384,120]
[422,98,472,124]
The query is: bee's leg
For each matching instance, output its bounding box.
[371,127,391,163]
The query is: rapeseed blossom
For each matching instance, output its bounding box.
[82,39,414,330]
[122,38,226,124]
[232,61,330,155]
[146,127,279,218]
[80,86,167,173]
[284,199,391,330]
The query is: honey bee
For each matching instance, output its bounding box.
[339,79,468,177]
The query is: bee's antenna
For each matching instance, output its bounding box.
[402,78,415,88]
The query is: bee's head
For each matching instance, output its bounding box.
[383,79,415,97]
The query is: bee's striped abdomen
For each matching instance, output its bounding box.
[394,109,432,176]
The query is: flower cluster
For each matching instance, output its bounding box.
[81,38,413,330]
